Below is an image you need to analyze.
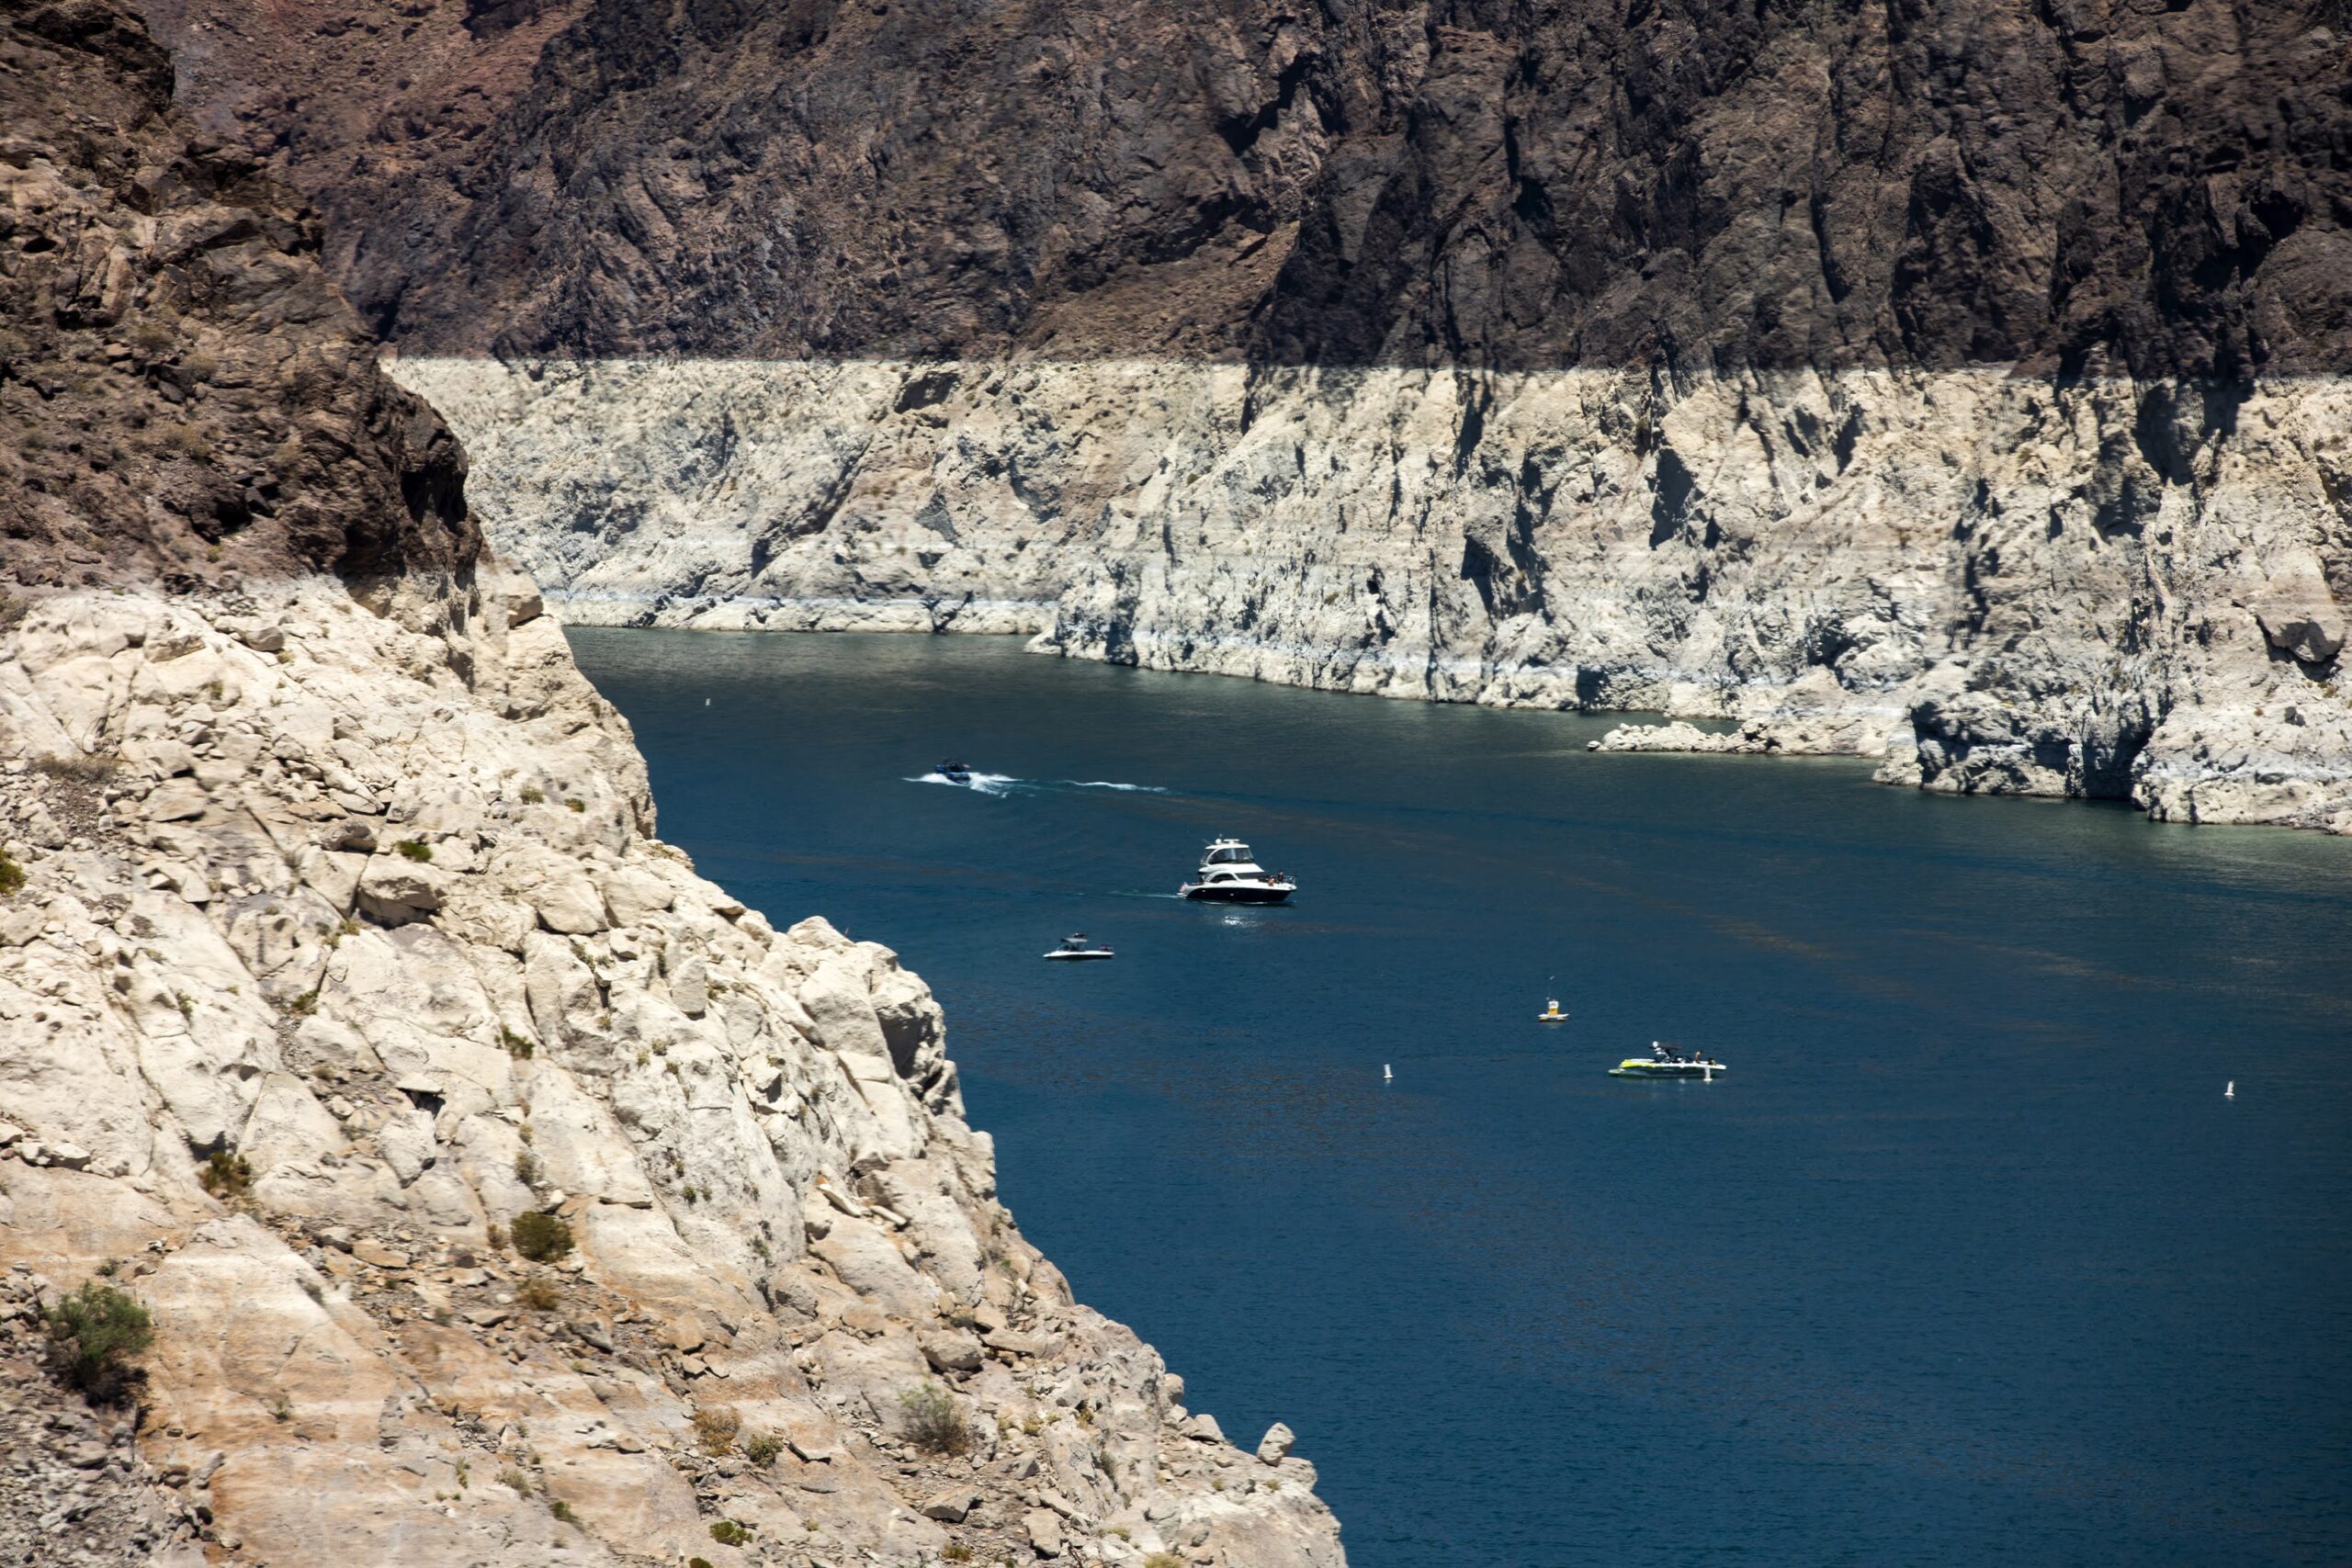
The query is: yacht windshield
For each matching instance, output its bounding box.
[1206,845,1253,864]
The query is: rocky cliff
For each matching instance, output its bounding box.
[136,0,2352,829]
[0,9,1346,1565]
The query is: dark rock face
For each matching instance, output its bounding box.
[139,0,2351,374]
[0,0,480,591]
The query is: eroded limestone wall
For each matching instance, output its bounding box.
[397,357,2352,832]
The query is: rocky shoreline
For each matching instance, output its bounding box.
[399,355,2352,836]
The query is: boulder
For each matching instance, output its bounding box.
[1024,1507,1064,1558]
[921,1488,978,1523]
[1256,1421,1295,1463]
[356,857,446,924]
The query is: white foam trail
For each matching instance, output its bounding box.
[908,771,1020,796]
[1065,780,1169,793]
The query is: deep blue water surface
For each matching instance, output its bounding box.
[570,628,2352,1567]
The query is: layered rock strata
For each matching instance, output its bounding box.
[0,580,1343,1568]
[399,355,2352,832]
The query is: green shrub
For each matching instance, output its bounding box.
[690,1559,715,1568]
[520,786,546,806]
[0,850,22,898]
[516,1275,560,1313]
[44,1281,153,1401]
[742,1431,783,1466]
[1144,1555,1185,1568]
[198,1149,252,1198]
[565,798,585,813]
[393,839,433,863]
[548,1498,576,1524]
[509,1211,572,1262]
[707,1519,752,1547]
[500,1026,535,1059]
[499,1466,529,1494]
[514,1149,544,1186]
[898,1382,971,1456]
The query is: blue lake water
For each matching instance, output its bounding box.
[569,627,2352,1567]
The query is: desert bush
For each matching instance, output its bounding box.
[198,1149,252,1198]
[514,1150,544,1186]
[520,786,545,805]
[499,1466,530,1494]
[898,1382,972,1457]
[31,750,115,784]
[1144,1555,1185,1568]
[742,1431,783,1467]
[500,1026,535,1059]
[509,1211,571,1262]
[516,1276,560,1313]
[393,839,433,863]
[45,1282,154,1401]
[707,1520,752,1547]
[0,850,22,898]
[692,1404,741,1456]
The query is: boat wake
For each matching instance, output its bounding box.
[907,773,1168,798]
[909,770,1021,796]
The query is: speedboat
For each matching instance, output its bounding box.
[1179,839,1295,905]
[938,759,973,784]
[1609,1041,1726,1079]
[1044,933,1114,961]
[1538,998,1568,1021]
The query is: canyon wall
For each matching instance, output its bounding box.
[141,0,2352,828]
[398,353,2352,830]
[0,9,1345,1565]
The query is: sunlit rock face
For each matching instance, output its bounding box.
[399,355,2352,831]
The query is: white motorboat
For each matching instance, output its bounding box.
[1044,933,1115,961]
[1178,839,1296,904]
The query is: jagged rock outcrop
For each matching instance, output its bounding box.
[0,581,1345,1568]
[0,0,476,588]
[1,7,1346,1563]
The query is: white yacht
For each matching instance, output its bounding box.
[1179,839,1296,905]
[1044,933,1115,961]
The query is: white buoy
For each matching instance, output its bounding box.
[705,697,711,705]
[1383,1064,1393,1082]
[2225,1080,2235,1099]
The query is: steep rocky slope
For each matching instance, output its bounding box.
[0,0,474,588]
[0,9,1345,1565]
[139,0,2352,829]
[141,0,2352,374]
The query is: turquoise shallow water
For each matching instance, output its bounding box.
[570,627,2352,1567]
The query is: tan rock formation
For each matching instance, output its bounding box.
[398,356,2352,834]
[0,576,1345,1568]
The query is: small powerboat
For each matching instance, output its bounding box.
[938,759,973,784]
[1538,998,1568,1021]
[1179,839,1296,904]
[1609,1041,1726,1079]
[1044,933,1115,961]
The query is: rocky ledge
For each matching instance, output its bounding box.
[0,575,1345,1567]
